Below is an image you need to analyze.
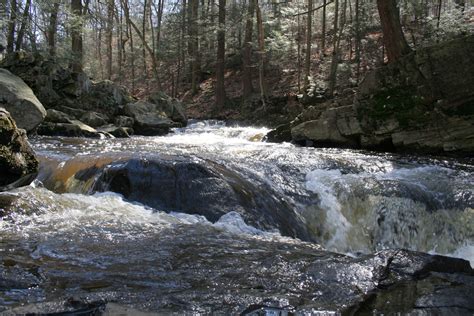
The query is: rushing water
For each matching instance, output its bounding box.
[1,120,473,314]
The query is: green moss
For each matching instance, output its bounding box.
[368,86,426,127]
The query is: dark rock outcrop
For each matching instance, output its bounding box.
[0,108,38,190]
[0,68,46,132]
[290,35,474,155]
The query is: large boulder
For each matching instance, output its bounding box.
[40,155,312,241]
[0,68,46,132]
[147,92,187,125]
[124,100,178,136]
[0,108,38,190]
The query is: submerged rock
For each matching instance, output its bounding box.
[0,68,46,132]
[0,108,38,190]
[40,155,311,241]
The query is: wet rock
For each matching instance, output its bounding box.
[0,108,38,190]
[265,123,292,143]
[0,68,46,132]
[124,100,178,136]
[97,124,132,138]
[37,120,102,138]
[77,156,312,241]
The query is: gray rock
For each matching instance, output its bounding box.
[97,124,132,138]
[0,68,46,132]
[114,115,134,128]
[37,120,102,138]
[45,109,72,124]
[80,111,108,127]
[0,108,38,190]
[124,100,178,136]
[147,92,187,125]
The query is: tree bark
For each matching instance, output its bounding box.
[15,0,31,51]
[106,0,114,79]
[71,0,84,72]
[303,0,312,91]
[215,0,226,109]
[242,0,255,99]
[321,0,326,52]
[256,0,266,107]
[47,0,60,56]
[376,0,411,63]
[190,0,200,94]
[7,0,17,53]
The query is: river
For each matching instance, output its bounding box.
[1,121,473,314]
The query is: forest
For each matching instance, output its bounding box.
[1,0,471,108]
[0,0,474,315]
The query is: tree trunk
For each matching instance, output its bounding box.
[106,0,114,79]
[376,0,411,63]
[242,0,255,99]
[303,0,312,92]
[256,0,266,107]
[321,0,326,53]
[142,0,148,83]
[354,0,361,82]
[7,0,17,53]
[15,0,31,51]
[47,0,60,56]
[190,0,200,95]
[215,0,226,109]
[71,0,84,72]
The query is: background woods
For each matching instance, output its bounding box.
[0,0,472,108]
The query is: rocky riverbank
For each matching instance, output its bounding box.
[0,52,187,138]
[269,35,474,156]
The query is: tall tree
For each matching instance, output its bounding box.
[303,0,313,91]
[47,0,61,56]
[242,0,255,99]
[376,0,411,63]
[256,0,266,105]
[7,0,17,53]
[190,0,200,95]
[321,0,326,52]
[15,0,31,50]
[71,0,84,72]
[106,0,114,79]
[215,0,226,109]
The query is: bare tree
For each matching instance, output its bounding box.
[215,0,226,109]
